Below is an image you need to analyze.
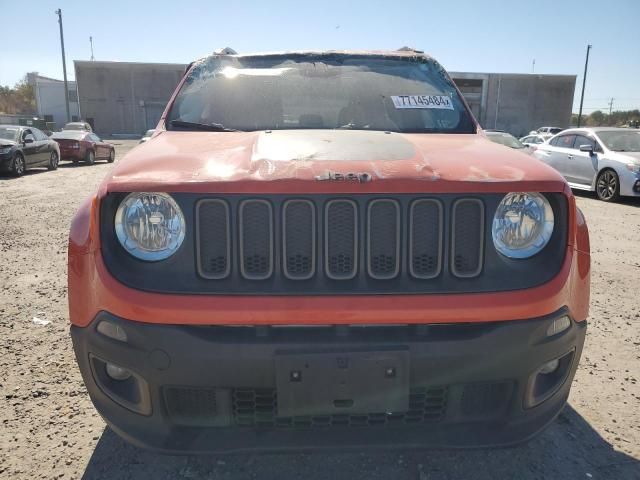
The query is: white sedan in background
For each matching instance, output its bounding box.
[533,127,640,201]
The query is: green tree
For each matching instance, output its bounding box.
[0,75,36,114]
[587,110,606,126]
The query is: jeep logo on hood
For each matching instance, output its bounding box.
[315,171,372,183]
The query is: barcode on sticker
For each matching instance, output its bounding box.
[391,95,454,110]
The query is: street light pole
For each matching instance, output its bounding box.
[577,44,592,128]
[55,8,71,123]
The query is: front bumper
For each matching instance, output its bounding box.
[60,150,83,161]
[71,309,586,453]
[0,152,14,171]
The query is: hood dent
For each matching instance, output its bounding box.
[106,130,566,192]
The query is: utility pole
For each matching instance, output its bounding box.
[577,44,592,128]
[532,59,535,74]
[608,97,614,125]
[55,9,71,123]
[90,36,95,61]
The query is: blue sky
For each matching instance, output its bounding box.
[1,0,638,113]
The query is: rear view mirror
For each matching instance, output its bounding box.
[23,135,35,144]
[579,144,594,153]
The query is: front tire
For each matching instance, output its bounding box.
[12,154,25,177]
[85,150,95,165]
[47,151,59,170]
[107,149,115,163]
[595,169,620,202]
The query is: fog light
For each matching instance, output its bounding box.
[547,316,571,337]
[539,359,560,375]
[105,363,132,381]
[97,321,128,342]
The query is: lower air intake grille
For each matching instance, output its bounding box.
[460,382,512,419]
[232,387,447,428]
[164,387,218,426]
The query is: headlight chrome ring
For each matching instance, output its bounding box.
[492,192,554,259]
[115,192,185,261]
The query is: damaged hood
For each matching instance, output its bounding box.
[103,130,568,194]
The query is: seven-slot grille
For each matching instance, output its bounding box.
[196,196,485,283]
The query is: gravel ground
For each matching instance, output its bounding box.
[0,139,638,479]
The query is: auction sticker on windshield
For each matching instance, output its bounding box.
[391,95,454,110]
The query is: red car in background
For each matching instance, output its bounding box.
[51,131,115,165]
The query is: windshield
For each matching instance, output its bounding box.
[0,127,19,141]
[596,130,640,152]
[486,132,524,149]
[167,54,475,134]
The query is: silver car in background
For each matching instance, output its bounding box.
[534,127,640,201]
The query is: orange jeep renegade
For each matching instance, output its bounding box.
[68,49,590,453]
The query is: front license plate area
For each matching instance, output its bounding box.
[275,349,409,417]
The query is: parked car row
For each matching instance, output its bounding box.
[0,124,114,177]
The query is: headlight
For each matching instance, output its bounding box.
[0,146,12,154]
[492,192,554,259]
[115,192,185,261]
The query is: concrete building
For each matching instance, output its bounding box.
[450,72,576,137]
[73,60,575,137]
[74,61,185,135]
[27,73,81,129]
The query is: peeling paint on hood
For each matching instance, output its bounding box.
[103,130,568,195]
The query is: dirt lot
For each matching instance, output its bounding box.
[0,139,638,479]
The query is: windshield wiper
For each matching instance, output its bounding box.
[169,120,242,132]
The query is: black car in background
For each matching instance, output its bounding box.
[0,125,61,176]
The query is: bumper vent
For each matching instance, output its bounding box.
[232,387,447,428]
[164,387,218,426]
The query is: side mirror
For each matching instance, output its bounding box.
[23,135,35,144]
[579,144,594,153]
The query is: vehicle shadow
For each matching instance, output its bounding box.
[0,168,52,180]
[81,404,639,480]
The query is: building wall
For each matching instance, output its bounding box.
[451,72,576,137]
[74,61,575,137]
[27,73,80,129]
[74,61,186,135]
